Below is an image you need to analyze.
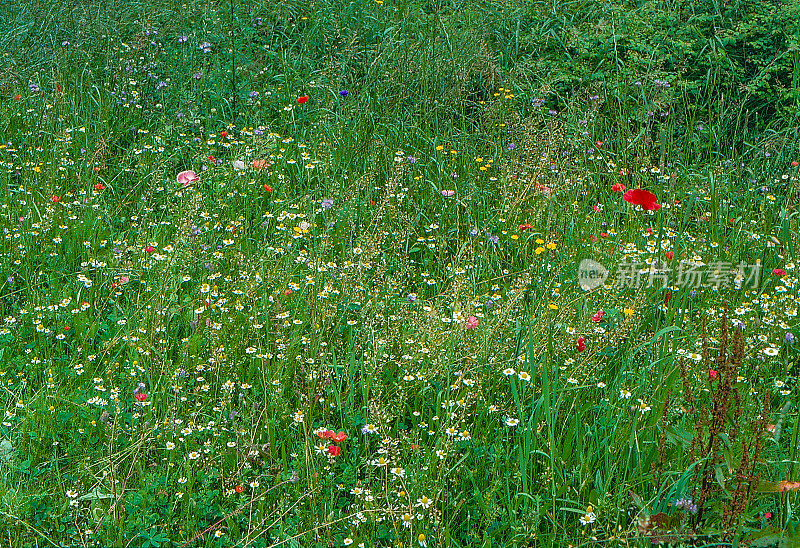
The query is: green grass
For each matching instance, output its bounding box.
[1,0,799,546]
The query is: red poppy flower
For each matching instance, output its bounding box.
[56,84,62,93]
[331,431,347,442]
[576,336,585,352]
[235,485,245,493]
[13,94,21,100]
[665,251,674,260]
[327,445,341,456]
[623,188,661,211]
[773,268,787,277]
[792,161,799,167]
[220,131,227,138]
[94,183,105,190]
[51,196,61,202]
[518,223,532,231]
[708,369,718,381]
[590,310,604,323]
[296,95,309,104]
[134,392,148,402]
[263,184,273,192]
[145,246,155,253]
[611,183,625,193]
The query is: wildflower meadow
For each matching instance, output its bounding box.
[1,0,799,546]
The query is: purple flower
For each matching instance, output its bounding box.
[488,235,499,244]
[193,72,202,79]
[321,198,333,209]
[407,293,417,303]
[531,97,545,107]
[339,90,349,97]
[156,81,167,91]
[199,41,212,53]
[469,228,478,236]
[178,35,188,44]
[451,172,458,179]
[507,142,516,151]
[675,497,698,514]
[578,119,587,126]
[29,83,40,92]
[249,91,259,97]
[406,156,417,163]
[61,41,70,46]
[254,129,263,135]
[548,109,558,116]
[786,332,795,344]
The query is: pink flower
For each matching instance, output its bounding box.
[177,170,198,187]
[465,316,479,330]
[708,369,718,381]
[441,189,455,197]
[773,268,787,277]
[145,246,155,253]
